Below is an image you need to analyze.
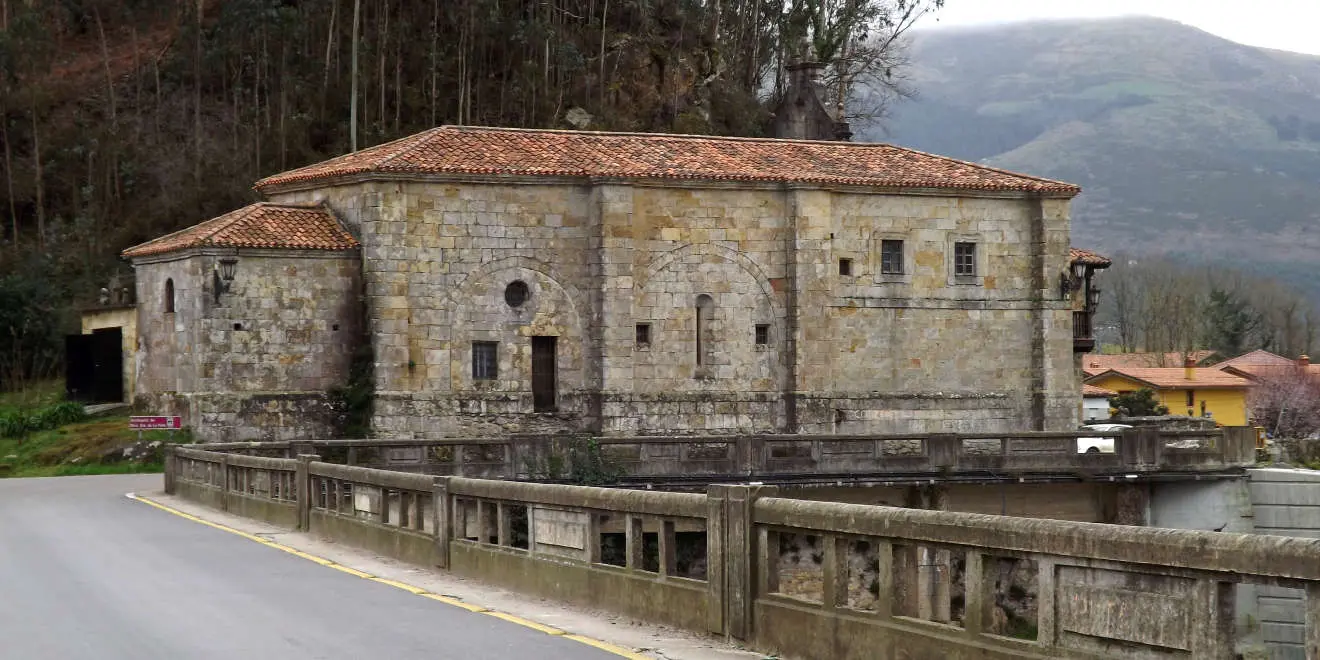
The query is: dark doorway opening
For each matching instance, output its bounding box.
[65,327,123,403]
[531,336,557,412]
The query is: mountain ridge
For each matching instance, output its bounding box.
[868,16,1320,296]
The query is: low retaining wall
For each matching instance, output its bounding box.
[163,446,1320,659]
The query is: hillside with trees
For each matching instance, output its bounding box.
[0,0,939,388]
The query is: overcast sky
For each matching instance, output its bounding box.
[922,1,1320,56]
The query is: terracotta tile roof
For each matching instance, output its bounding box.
[1213,349,1295,369]
[122,203,358,258]
[254,126,1081,195]
[1225,364,1320,380]
[1085,368,1253,389]
[1082,384,1117,397]
[1069,247,1112,267]
[1082,351,1218,375]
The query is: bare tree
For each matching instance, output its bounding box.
[1250,366,1320,439]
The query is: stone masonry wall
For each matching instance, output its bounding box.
[133,250,360,441]
[268,178,1077,438]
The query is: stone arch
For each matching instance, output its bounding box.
[636,243,783,390]
[640,243,781,317]
[448,258,586,394]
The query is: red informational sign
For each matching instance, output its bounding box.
[129,416,182,430]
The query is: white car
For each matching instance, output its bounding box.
[1077,423,1132,454]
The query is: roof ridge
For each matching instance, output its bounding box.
[443,125,1079,189]
[374,126,448,170]
[197,203,265,246]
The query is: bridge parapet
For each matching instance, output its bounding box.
[192,426,1257,486]
[163,445,1318,659]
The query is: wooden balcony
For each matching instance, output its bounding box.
[1073,309,1096,353]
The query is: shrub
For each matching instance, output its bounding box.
[0,401,88,440]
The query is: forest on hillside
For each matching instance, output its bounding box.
[0,0,938,387]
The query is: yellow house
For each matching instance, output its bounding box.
[1084,363,1251,427]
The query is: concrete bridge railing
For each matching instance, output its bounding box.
[191,426,1257,486]
[163,446,1318,659]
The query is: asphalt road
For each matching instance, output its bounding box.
[0,474,619,660]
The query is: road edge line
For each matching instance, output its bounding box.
[125,493,650,659]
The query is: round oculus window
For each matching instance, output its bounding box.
[504,280,530,308]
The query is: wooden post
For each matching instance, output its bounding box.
[432,477,452,569]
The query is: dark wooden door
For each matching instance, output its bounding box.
[531,336,557,412]
[91,328,124,403]
[65,334,95,402]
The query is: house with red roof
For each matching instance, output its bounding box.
[123,122,1090,441]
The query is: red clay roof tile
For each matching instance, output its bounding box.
[253,126,1082,195]
[1069,247,1112,267]
[121,203,358,258]
[1085,367,1252,389]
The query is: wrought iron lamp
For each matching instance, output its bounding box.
[213,257,239,304]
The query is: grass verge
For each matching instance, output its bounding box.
[0,414,189,478]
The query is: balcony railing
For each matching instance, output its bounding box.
[1073,309,1095,352]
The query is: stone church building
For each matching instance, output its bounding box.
[124,124,1083,442]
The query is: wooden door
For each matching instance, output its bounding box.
[531,336,557,412]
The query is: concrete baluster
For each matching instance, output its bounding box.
[295,454,318,531]
[1035,558,1057,646]
[872,539,893,618]
[706,486,729,636]
[1307,583,1320,660]
[432,476,452,569]
[719,484,778,641]
[1189,579,1236,658]
[822,535,848,610]
[163,445,177,495]
[219,454,231,513]
[963,552,994,635]
[625,514,644,571]
[658,520,676,579]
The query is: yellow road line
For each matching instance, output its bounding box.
[563,634,654,660]
[419,593,489,613]
[484,611,566,636]
[127,493,649,659]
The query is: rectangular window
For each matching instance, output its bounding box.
[839,258,853,276]
[954,242,977,278]
[880,240,904,275]
[755,324,770,345]
[635,323,651,347]
[472,342,498,381]
[1186,390,1195,408]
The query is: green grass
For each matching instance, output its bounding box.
[0,414,190,478]
[0,380,66,412]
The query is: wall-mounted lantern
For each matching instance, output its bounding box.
[1087,285,1102,309]
[213,257,239,304]
[1061,260,1090,299]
